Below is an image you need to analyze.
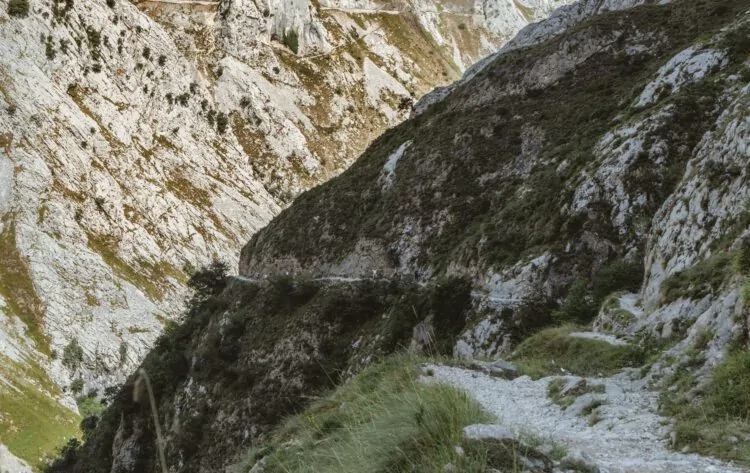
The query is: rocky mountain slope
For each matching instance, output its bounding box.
[0,0,569,462]
[53,0,750,472]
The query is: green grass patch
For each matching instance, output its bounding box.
[86,233,175,301]
[282,28,299,54]
[511,326,647,379]
[0,218,51,354]
[0,356,80,469]
[670,349,750,465]
[233,355,494,473]
[660,252,733,304]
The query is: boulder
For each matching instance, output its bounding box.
[471,359,519,379]
[0,445,32,473]
[454,340,474,363]
[462,425,552,473]
[560,449,600,473]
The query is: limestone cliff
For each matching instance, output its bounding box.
[59,0,750,471]
[0,0,565,461]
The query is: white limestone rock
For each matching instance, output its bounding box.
[0,445,32,473]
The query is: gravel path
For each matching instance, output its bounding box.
[422,365,746,473]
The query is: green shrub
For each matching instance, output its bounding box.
[282,28,299,54]
[62,338,84,370]
[76,394,106,419]
[70,378,84,394]
[187,260,228,302]
[216,112,229,134]
[660,252,732,304]
[44,438,82,473]
[511,326,646,378]
[8,0,29,17]
[671,349,750,465]
[720,23,750,62]
[502,291,557,343]
[591,259,643,301]
[45,35,56,60]
[734,242,750,275]
[552,279,597,324]
[706,349,750,419]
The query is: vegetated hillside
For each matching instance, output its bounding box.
[56,271,477,473]
[240,0,747,285]
[0,0,564,462]
[45,0,750,472]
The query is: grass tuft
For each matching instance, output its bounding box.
[660,252,733,304]
[670,349,750,465]
[234,356,493,473]
[511,326,646,379]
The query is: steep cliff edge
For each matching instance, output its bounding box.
[0,0,567,462]
[55,0,750,472]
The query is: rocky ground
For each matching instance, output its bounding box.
[424,362,745,473]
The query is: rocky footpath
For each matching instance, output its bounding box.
[0,0,567,463]
[424,364,743,473]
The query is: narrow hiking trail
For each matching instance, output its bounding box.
[422,365,746,473]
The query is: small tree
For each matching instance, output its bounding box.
[62,338,84,370]
[552,279,598,324]
[70,378,84,394]
[216,112,228,134]
[8,0,30,17]
[187,260,229,301]
[283,28,299,54]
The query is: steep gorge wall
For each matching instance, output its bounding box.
[0,0,569,462]
[62,0,750,471]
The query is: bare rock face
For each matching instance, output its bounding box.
[0,445,32,473]
[0,0,569,461]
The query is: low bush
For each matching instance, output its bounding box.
[282,28,299,54]
[8,0,29,17]
[660,252,732,304]
[552,279,597,324]
[671,349,750,465]
[591,259,643,301]
[216,112,229,134]
[554,259,643,325]
[62,338,84,370]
